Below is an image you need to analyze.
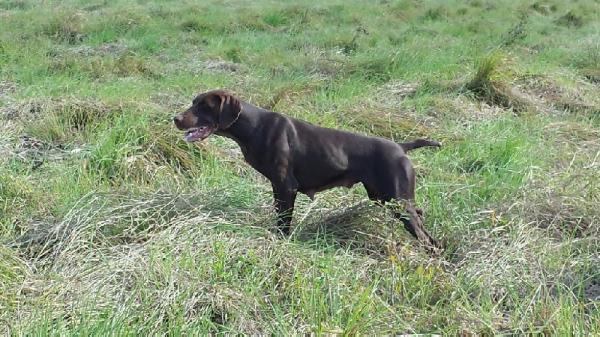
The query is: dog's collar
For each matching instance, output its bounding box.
[219,106,243,130]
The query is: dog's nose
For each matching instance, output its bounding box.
[173,115,183,124]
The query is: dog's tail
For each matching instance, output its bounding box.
[399,139,442,152]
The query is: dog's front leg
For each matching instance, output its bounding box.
[272,183,297,235]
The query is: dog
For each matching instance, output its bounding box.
[174,90,441,249]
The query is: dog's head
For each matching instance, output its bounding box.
[173,90,241,142]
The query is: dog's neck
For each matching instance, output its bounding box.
[215,101,263,146]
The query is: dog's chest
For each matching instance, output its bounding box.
[239,145,270,175]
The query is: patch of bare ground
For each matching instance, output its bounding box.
[69,42,128,57]
[515,74,600,116]
[0,80,17,98]
[11,135,84,170]
[438,95,507,122]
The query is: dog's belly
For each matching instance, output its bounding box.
[299,176,359,200]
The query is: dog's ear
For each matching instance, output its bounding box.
[215,92,241,129]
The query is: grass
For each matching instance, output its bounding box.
[1,0,599,334]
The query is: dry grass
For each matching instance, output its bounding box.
[515,74,600,116]
[6,187,598,334]
[15,98,120,143]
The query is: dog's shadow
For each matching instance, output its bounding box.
[290,201,415,258]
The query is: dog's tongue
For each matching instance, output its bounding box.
[184,127,214,142]
[185,129,202,142]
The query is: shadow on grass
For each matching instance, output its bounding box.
[292,201,432,259]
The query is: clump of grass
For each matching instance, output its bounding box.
[339,26,368,55]
[180,19,214,33]
[530,2,557,15]
[42,11,86,44]
[0,172,39,236]
[582,69,600,84]
[99,7,149,35]
[0,0,29,10]
[500,17,528,47]
[114,52,161,78]
[571,42,600,83]
[346,108,432,140]
[556,10,584,28]
[223,47,243,63]
[465,53,503,94]
[456,7,469,16]
[0,169,58,242]
[23,98,120,143]
[228,12,269,32]
[0,245,29,321]
[346,51,401,82]
[421,6,447,21]
[86,115,206,184]
[465,53,532,112]
[262,11,289,28]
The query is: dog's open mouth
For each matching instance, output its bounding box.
[184,126,214,142]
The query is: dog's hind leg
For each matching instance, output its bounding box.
[364,156,440,251]
[395,200,440,250]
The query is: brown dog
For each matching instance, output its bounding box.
[174,90,441,249]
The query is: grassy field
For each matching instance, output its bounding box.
[1,0,599,334]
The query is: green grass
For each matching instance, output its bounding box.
[1,0,599,334]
